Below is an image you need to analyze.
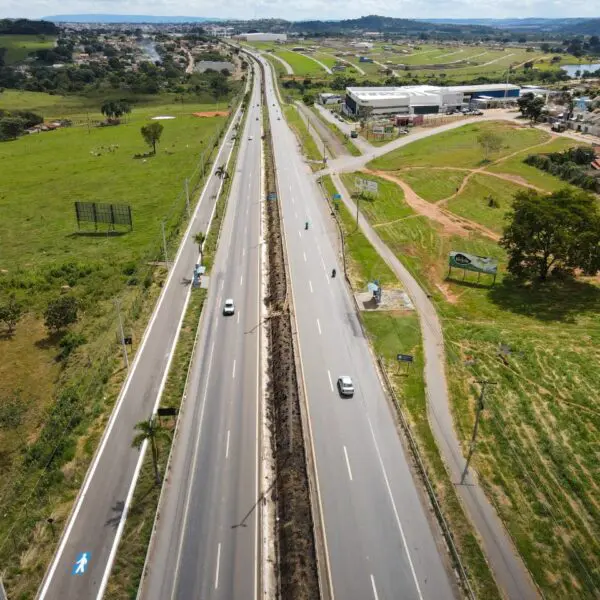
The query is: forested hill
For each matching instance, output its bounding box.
[0,19,59,35]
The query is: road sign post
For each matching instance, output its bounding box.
[396,353,413,373]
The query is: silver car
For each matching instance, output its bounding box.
[223,299,235,316]
[337,376,355,397]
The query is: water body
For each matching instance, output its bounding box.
[561,63,600,78]
[138,38,161,63]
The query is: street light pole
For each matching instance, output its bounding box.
[460,380,496,484]
[114,298,129,371]
[161,220,169,268]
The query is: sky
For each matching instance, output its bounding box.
[1,0,599,21]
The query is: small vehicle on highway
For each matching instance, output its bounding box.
[223,299,235,316]
[248,136,253,140]
[337,376,355,397]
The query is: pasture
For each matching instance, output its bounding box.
[0,34,55,64]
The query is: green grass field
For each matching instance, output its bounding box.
[445,174,523,234]
[0,94,232,598]
[398,169,468,203]
[0,34,56,64]
[274,50,327,76]
[344,134,600,596]
[369,121,551,171]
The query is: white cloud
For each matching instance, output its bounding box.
[2,0,598,20]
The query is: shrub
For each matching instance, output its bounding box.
[44,295,78,332]
[58,331,87,360]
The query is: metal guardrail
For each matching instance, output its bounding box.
[376,357,476,600]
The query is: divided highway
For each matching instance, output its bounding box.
[258,54,457,600]
[37,84,244,599]
[140,66,264,600]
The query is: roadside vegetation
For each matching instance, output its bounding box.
[309,106,361,156]
[341,118,600,596]
[283,104,324,168]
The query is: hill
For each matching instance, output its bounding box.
[43,14,220,23]
[558,18,600,35]
[0,18,58,35]
[290,14,496,35]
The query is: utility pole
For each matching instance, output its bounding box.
[185,178,190,216]
[460,380,496,484]
[355,192,360,230]
[161,220,169,268]
[114,298,129,371]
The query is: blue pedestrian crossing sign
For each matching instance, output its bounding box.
[72,552,90,575]
[333,194,342,200]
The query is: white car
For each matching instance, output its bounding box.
[223,299,235,316]
[337,376,355,397]
[248,136,253,140]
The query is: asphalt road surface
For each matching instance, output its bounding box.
[257,54,456,600]
[37,86,243,600]
[140,67,264,600]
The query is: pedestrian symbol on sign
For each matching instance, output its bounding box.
[72,552,90,575]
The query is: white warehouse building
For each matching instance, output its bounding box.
[237,32,287,42]
[344,86,463,117]
[344,84,521,117]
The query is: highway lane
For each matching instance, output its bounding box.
[140,65,263,600]
[258,54,457,600]
[38,90,243,600]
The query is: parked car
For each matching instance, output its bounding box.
[337,376,355,396]
[223,299,235,316]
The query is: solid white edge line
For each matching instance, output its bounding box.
[367,416,424,600]
[317,318,321,335]
[343,446,353,482]
[370,574,380,600]
[327,370,333,392]
[39,95,241,600]
[226,430,231,459]
[215,543,222,589]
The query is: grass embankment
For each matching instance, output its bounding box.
[369,121,550,171]
[105,100,247,598]
[320,174,502,599]
[0,98,232,598]
[283,104,324,169]
[274,50,326,76]
[399,169,467,203]
[342,121,600,596]
[0,34,55,64]
[310,107,361,157]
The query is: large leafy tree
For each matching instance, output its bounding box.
[140,121,163,154]
[517,92,545,123]
[501,188,600,281]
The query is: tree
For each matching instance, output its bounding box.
[140,121,163,154]
[44,296,78,332]
[215,164,229,180]
[478,131,503,161]
[101,100,131,121]
[302,93,315,105]
[500,188,600,281]
[193,231,206,263]
[517,92,545,123]
[132,415,171,484]
[0,294,22,334]
[0,116,25,140]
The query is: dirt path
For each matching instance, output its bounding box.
[364,169,502,241]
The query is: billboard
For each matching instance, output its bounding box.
[75,202,133,230]
[356,178,379,195]
[448,251,498,283]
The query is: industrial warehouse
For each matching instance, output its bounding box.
[343,84,521,116]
